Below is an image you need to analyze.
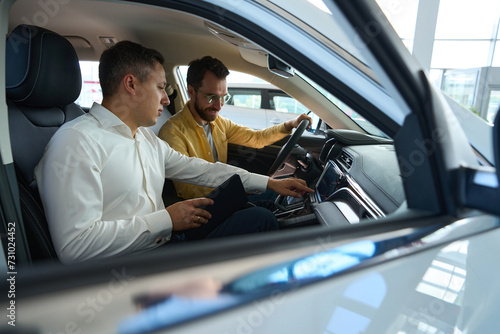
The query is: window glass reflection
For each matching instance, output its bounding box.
[268,267,289,284]
[293,252,359,279]
[343,273,387,308]
[228,240,377,294]
[294,241,376,279]
[322,273,386,334]
[324,306,371,334]
[416,241,468,305]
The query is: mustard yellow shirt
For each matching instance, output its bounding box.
[158,102,291,199]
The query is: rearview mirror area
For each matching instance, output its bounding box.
[268,54,294,78]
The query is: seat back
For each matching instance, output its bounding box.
[6,24,85,262]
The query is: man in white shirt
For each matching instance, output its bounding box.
[35,41,313,264]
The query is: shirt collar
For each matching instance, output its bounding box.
[182,101,214,129]
[89,102,135,138]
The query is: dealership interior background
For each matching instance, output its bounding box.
[376,0,500,123]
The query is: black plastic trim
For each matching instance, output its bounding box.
[0,158,31,266]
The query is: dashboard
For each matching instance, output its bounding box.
[276,130,405,228]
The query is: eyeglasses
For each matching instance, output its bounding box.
[193,87,231,105]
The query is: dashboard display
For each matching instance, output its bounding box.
[287,196,304,205]
[315,161,342,202]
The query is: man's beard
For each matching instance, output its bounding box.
[194,97,218,123]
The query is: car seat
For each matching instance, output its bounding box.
[6,24,85,262]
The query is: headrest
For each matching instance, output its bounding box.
[6,25,82,107]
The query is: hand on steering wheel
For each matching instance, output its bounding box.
[267,119,310,176]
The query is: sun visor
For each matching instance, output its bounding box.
[205,21,268,67]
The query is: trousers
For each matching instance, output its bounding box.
[171,206,278,242]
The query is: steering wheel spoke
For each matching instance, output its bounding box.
[267,119,310,176]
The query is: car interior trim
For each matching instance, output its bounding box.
[0,0,14,165]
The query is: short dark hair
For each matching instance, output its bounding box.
[99,41,164,97]
[187,56,229,88]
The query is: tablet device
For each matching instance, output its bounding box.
[183,174,248,240]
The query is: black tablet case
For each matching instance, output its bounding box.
[183,174,248,240]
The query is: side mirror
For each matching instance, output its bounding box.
[268,54,294,78]
[457,107,500,215]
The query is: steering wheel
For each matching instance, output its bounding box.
[268,119,310,176]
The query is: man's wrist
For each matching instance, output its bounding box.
[284,120,294,132]
[267,178,277,192]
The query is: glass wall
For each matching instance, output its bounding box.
[376,0,500,123]
[487,89,500,122]
[441,69,479,112]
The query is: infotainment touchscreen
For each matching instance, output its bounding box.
[315,161,342,202]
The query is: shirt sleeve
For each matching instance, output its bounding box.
[223,118,291,148]
[35,129,172,264]
[159,141,269,195]
[172,173,215,199]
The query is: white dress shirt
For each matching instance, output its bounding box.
[35,103,269,264]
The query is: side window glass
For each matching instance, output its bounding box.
[271,93,309,114]
[76,61,102,109]
[227,89,262,108]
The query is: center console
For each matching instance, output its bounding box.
[275,159,385,228]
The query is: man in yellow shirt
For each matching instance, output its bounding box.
[159,56,311,200]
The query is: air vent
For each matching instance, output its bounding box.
[339,151,353,169]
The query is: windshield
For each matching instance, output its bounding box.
[297,71,389,138]
[262,0,410,133]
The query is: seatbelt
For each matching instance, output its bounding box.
[166,84,178,116]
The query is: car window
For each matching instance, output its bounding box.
[75,61,102,109]
[297,71,389,138]
[226,88,262,109]
[269,91,309,114]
